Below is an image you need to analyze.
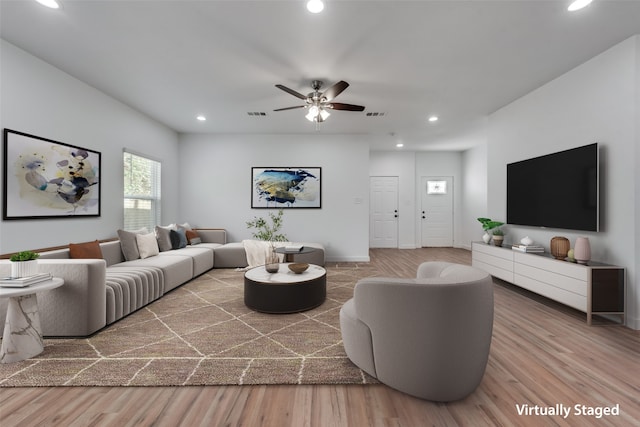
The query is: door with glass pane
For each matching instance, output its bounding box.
[421,176,453,247]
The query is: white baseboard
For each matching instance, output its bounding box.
[325,256,371,263]
[399,244,417,250]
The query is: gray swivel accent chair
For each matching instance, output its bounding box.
[340,261,494,401]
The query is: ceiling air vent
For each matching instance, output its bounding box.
[366,112,385,117]
[247,112,267,116]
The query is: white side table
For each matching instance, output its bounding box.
[0,278,64,363]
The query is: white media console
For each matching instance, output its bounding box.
[471,242,625,325]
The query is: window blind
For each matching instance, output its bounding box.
[123,151,161,231]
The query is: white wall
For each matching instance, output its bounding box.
[369,151,416,249]
[0,40,179,254]
[178,133,370,262]
[486,36,639,328]
[461,143,488,250]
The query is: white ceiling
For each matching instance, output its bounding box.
[2,0,640,151]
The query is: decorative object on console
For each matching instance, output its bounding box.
[573,237,591,264]
[492,228,504,247]
[477,217,504,244]
[3,129,101,220]
[520,236,534,246]
[512,244,544,253]
[9,251,40,278]
[251,167,321,208]
[550,236,571,260]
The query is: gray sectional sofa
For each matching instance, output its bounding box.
[0,229,325,337]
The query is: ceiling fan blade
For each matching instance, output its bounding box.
[274,105,306,111]
[322,80,349,101]
[275,84,307,100]
[327,102,365,112]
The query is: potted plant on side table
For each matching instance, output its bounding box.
[9,250,40,278]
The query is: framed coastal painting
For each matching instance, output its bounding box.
[251,167,321,208]
[3,129,101,219]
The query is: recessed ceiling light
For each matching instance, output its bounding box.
[306,0,324,14]
[196,115,206,121]
[428,116,439,122]
[396,143,404,148]
[568,0,593,12]
[35,0,60,9]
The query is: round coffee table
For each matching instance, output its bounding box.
[244,263,326,313]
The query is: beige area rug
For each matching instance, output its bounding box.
[0,264,380,387]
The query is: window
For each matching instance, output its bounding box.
[123,151,161,230]
[426,180,447,195]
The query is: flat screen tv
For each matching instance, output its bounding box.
[507,143,599,232]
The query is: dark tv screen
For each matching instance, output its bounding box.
[506,143,599,232]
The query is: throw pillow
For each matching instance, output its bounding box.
[170,228,188,249]
[185,229,200,245]
[175,225,188,248]
[136,233,159,259]
[189,237,202,245]
[155,226,173,252]
[117,228,148,261]
[69,240,103,259]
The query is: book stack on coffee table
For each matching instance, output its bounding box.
[0,272,53,288]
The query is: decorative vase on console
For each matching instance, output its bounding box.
[482,232,491,244]
[573,237,591,265]
[550,236,570,260]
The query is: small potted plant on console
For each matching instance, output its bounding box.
[9,250,40,278]
[491,227,505,247]
[477,218,504,245]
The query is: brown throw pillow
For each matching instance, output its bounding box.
[185,229,200,244]
[69,240,104,259]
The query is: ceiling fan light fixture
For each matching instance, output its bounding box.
[568,0,593,11]
[35,0,60,9]
[319,109,330,121]
[306,0,324,14]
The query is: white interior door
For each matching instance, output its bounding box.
[370,176,399,248]
[421,176,453,247]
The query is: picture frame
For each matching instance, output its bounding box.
[3,129,101,219]
[251,167,321,209]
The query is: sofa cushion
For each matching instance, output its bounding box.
[69,240,103,259]
[112,254,193,292]
[117,228,148,261]
[137,233,160,259]
[162,246,214,276]
[155,226,173,252]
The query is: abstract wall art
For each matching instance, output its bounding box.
[251,167,321,208]
[3,129,101,219]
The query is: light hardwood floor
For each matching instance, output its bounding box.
[1,248,638,426]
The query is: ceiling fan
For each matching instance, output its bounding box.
[274,80,365,123]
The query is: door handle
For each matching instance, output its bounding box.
[394,209,398,218]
